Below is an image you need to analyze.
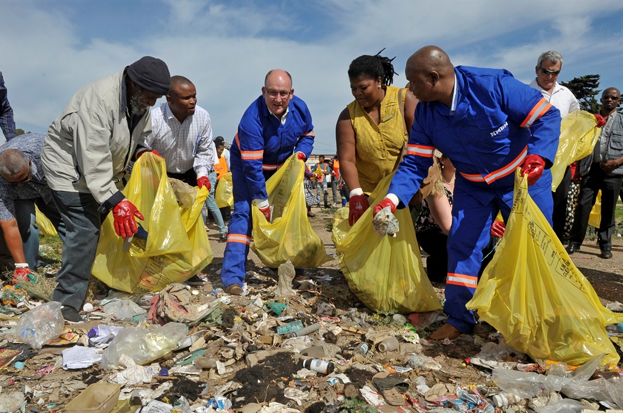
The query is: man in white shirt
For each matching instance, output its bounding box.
[137,76,224,283]
[530,50,580,240]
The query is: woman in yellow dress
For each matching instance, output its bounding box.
[336,51,418,225]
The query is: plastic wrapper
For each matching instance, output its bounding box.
[534,399,589,413]
[215,171,234,208]
[332,172,442,314]
[100,322,188,369]
[276,260,297,298]
[251,155,332,268]
[14,301,64,349]
[92,153,213,293]
[35,205,57,236]
[467,170,622,366]
[371,206,399,237]
[551,110,601,190]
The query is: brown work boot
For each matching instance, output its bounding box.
[224,283,244,295]
[429,323,461,340]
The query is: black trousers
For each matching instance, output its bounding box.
[569,164,622,250]
[552,166,572,240]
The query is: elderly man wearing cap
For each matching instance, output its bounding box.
[41,56,170,322]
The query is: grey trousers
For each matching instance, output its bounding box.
[50,190,101,311]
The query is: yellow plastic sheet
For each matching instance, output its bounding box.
[331,173,442,314]
[588,190,602,228]
[467,170,621,366]
[35,205,57,236]
[251,155,332,268]
[551,111,600,190]
[92,153,213,293]
[215,172,233,208]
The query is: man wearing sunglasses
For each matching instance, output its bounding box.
[41,56,171,322]
[0,133,65,283]
[530,51,580,242]
[568,88,622,259]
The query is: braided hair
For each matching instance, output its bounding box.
[348,48,398,86]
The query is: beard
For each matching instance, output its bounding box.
[129,91,147,116]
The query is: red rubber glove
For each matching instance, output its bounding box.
[259,205,271,222]
[594,114,606,128]
[197,176,211,191]
[112,199,144,239]
[491,220,506,238]
[348,194,370,226]
[373,198,397,216]
[520,154,546,186]
[136,149,162,159]
[13,265,36,285]
[296,152,307,161]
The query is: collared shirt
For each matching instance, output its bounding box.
[0,133,52,221]
[450,73,458,115]
[141,103,217,177]
[269,106,290,125]
[0,71,17,141]
[593,112,616,163]
[529,78,580,118]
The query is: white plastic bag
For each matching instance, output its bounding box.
[15,301,64,349]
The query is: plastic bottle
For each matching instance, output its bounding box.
[353,343,369,357]
[377,336,399,352]
[302,358,335,374]
[276,320,303,335]
[286,323,320,338]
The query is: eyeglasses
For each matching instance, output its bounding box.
[540,68,560,76]
[602,95,620,101]
[265,89,292,98]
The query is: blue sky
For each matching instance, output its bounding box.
[1,0,622,153]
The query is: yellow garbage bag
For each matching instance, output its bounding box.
[251,155,332,268]
[467,170,621,366]
[551,111,600,190]
[92,153,213,293]
[588,190,602,228]
[35,205,57,236]
[215,172,233,208]
[332,172,442,314]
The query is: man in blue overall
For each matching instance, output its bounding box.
[374,46,561,340]
[221,69,315,295]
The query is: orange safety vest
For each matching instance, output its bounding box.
[332,159,340,178]
[215,156,228,180]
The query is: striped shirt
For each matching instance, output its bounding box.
[140,103,217,177]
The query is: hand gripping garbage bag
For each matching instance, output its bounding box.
[35,205,58,236]
[251,155,332,268]
[331,172,442,314]
[215,172,234,208]
[92,153,213,293]
[467,170,622,366]
[551,111,601,190]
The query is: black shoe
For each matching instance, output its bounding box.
[61,306,85,323]
[185,275,207,286]
[600,250,613,259]
[219,233,227,242]
[565,243,580,254]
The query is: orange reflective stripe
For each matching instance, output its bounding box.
[227,234,251,245]
[521,98,552,128]
[234,132,265,160]
[406,144,435,157]
[459,146,527,184]
[302,129,315,137]
[262,163,284,171]
[446,273,478,288]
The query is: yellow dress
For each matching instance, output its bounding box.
[347,86,407,193]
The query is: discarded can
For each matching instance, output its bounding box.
[276,320,303,335]
[302,358,335,374]
[353,343,369,357]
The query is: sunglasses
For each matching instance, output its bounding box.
[540,67,560,76]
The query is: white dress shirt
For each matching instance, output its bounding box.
[141,103,217,177]
[529,78,580,118]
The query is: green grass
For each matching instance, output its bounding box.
[38,233,63,265]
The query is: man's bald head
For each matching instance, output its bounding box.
[264,69,292,89]
[170,75,194,90]
[167,75,197,121]
[405,46,455,105]
[262,69,294,119]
